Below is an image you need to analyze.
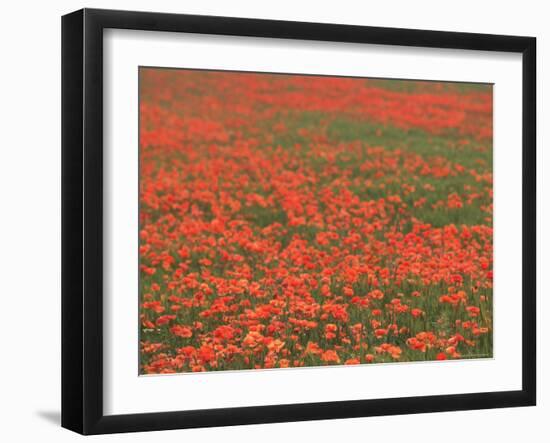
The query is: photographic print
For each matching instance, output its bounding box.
[138,68,493,374]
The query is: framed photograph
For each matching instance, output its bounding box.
[61,8,536,435]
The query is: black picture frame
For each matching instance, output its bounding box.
[62,8,537,435]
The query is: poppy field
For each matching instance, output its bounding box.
[139,68,493,374]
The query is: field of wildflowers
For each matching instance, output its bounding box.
[139,68,493,374]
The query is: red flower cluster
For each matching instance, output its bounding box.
[139,69,493,374]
